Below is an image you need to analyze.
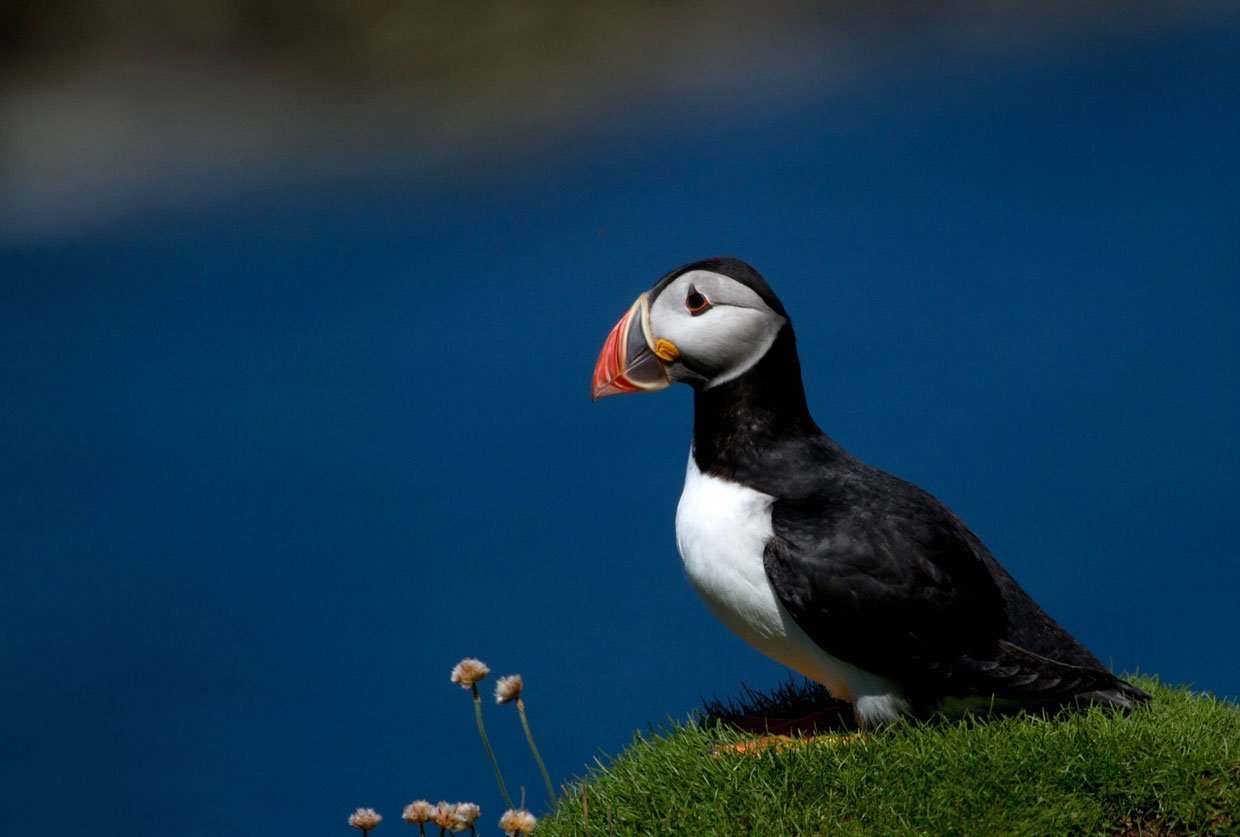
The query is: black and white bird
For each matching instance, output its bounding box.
[591,257,1149,729]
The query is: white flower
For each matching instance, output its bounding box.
[495,674,523,704]
[498,808,537,835]
[454,802,481,825]
[430,801,457,828]
[348,807,382,831]
[450,658,490,688]
[402,800,434,824]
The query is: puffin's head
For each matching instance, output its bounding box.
[592,257,788,400]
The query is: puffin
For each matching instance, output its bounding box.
[591,257,1149,729]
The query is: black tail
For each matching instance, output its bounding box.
[1079,677,1152,711]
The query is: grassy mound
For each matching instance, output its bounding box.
[541,678,1237,835]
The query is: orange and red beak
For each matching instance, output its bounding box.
[591,293,673,400]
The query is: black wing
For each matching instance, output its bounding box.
[763,469,1129,708]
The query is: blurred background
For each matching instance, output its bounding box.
[3,2,1238,834]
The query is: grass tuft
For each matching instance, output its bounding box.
[541,677,1238,835]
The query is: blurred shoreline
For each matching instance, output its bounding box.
[2,1,1235,243]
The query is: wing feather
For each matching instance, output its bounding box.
[763,486,1129,708]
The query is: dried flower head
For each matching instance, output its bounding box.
[498,808,537,835]
[450,658,490,689]
[494,674,523,704]
[402,800,434,824]
[454,802,481,825]
[348,807,382,831]
[430,801,457,829]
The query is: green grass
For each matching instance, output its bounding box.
[541,678,1237,835]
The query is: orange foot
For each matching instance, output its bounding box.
[713,732,863,757]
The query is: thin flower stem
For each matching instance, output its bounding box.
[472,684,515,808]
[517,698,556,802]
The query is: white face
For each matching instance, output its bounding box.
[648,269,787,388]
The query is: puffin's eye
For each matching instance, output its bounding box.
[685,287,711,315]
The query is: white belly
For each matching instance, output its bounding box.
[675,452,909,724]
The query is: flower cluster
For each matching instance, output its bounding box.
[343,657,552,835]
[356,800,483,835]
[450,658,553,812]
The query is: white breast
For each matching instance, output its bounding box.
[674,451,909,723]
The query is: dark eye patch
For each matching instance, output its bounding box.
[685,286,711,315]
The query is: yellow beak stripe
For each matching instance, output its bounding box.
[654,339,680,362]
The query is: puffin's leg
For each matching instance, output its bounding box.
[712,731,863,756]
[712,735,797,756]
